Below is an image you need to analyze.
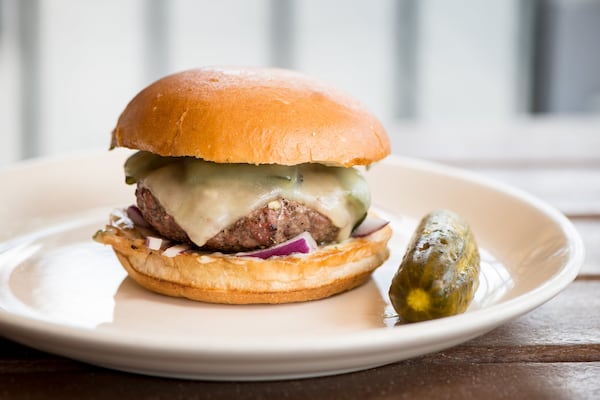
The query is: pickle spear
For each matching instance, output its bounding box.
[389,209,480,322]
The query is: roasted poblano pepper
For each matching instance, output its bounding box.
[389,209,480,322]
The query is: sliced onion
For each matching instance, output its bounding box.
[351,216,389,238]
[110,208,134,229]
[236,232,318,259]
[126,205,151,228]
[145,236,164,251]
[162,244,191,258]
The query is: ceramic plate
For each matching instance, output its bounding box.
[0,150,584,380]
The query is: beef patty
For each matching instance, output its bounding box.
[135,185,340,252]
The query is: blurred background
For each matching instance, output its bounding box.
[1,0,599,167]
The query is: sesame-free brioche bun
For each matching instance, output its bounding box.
[94,222,392,304]
[110,67,390,167]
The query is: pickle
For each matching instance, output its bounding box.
[389,209,480,322]
[124,151,180,184]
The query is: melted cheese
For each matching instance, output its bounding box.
[127,152,370,247]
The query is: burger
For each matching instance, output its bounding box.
[94,67,392,304]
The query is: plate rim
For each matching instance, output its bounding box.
[0,153,585,372]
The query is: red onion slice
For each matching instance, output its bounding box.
[110,208,134,229]
[145,236,164,251]
[236,232,318,259]
[126,205,151,228]
[351,216,389,238]
[163,244,192,258]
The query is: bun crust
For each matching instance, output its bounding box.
[95,223,392,304]
[111,67,390,167]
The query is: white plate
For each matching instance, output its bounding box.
[0,151,584,381]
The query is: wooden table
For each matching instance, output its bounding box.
[1,117,599,399]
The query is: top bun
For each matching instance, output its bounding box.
[111,67,390,167]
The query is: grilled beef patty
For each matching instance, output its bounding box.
[135,185,340,252]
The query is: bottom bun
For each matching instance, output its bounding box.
[94,218,392,304]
